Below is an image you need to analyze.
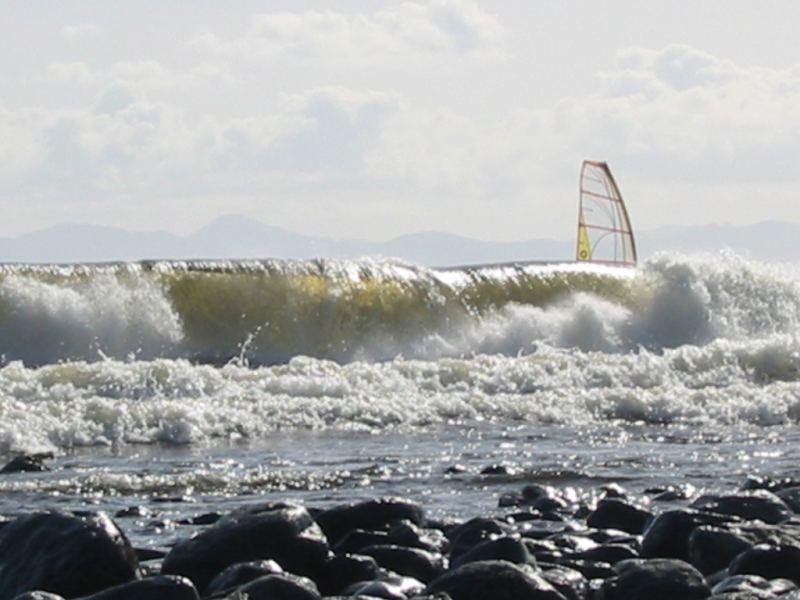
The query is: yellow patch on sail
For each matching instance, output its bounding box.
[577,222,591,261]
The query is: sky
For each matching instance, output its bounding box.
[1,1,799,242]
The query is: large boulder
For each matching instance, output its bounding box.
[205,560,283,597]
[315,498,424,546]
[162,504,328,593]
[424,560,566,600]
[691,491,792,525]
[587,499,653,534]
[0,511,138,600]
[450,536,531,569]
[688,526,753,574]
[359,544,445,583]
[728,544,800,584]
[599,558,710,600]
[642,509,734,560]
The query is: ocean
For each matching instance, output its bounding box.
[0,251,798,549]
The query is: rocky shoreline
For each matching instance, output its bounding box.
[2,469,800,600]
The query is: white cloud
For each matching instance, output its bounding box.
[2,43,800,237]
[193,0,508,65]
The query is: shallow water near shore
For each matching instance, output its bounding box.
[2,422,799,549]
[0,251,798,551]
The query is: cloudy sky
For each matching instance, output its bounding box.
[2,1,799,241]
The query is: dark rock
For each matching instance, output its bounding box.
[776,487,800,513]
[712,574,794,598]
[9,594,64,600]
[741,475,799,492]
[574,543,638,564]
[691,491,792,525]
[0,454,51,474]
[425,560,566,600]
[189,512,222,526]
[688,526,753,575]
[451,536,530,569]
[114,506,152,519]
[134,547,167,561]
[161,504,328,593]
[227,574,321,600]
[554,558,614,580]
[315,498,424,546]
[600,558,710,600]
[80,575,198,600]
[344,574,425,599]
[522,485,559,503]
[318,554,381,596]
[386,520,449,553]
[447,517,514,560]
[360,544,445,583]
[540,566,588,600]
[0,511,138,600]
[205,560,283,596]
[600,484,628,499]
[480,464,512,476]
[587,498,653,534]
[728,544,800,584]
[445,464,467,475]
[642,509,735,560]
[333,529,390,554]
[534,496,569,513]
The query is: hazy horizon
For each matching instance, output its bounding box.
[2,1,800,242]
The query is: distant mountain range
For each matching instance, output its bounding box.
[0,215,796,265]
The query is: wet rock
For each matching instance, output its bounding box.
[642,509,735,560]
[728,544,800,584]
[0,454,51,474]
[9,594,64,600]
[480,464,512,476]
[540,566,588,600]
[587,498,653,534]
[688,526,753,575]
[318,554,381,596]
[741,475,800,492]
[386,520,449,553]
[447,517,514,560]
[776,487,800,513]
[444,464,467,475]
[333,529,391,554]
[134,547,167,562]
[162,504,328,593]
[691,491,792,525]
[114,506,152,519]
[574,543,639,564]
[712,574,795,598]
[450,536,531,569]
[80,575,198,600]
[360,544,445,583]
[600,558,710,600]
[189,512,222,526]
[0,511,138,600]
[600,484,628,499]
[315,498,424,546]
[226,574,321,600]
[425,560,566,600]
[205,560,283,597]
[344,574,425,599]
[554,558,614,580]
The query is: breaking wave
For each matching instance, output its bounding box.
[0,253,796,365]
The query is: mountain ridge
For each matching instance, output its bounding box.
[0,215,796,265]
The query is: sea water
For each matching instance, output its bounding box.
[0,252,798,548]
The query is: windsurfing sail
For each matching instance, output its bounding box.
[576,160,637,266]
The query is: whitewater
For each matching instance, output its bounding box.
[0,251,798,544]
